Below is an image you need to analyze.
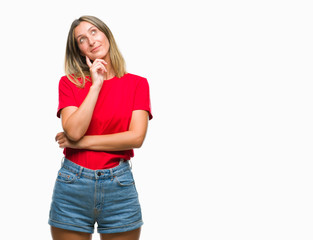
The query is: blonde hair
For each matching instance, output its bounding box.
[65,15,126,88]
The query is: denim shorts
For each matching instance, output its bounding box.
[48,158,143,234]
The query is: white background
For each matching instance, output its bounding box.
[0,0,312,239]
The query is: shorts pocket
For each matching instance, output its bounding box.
[56,167,77,184]
[114,170,135,187]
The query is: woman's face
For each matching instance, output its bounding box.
[74,21,110,61]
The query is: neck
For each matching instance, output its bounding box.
[104,54,116,80]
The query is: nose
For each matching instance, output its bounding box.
[88,36,96,46]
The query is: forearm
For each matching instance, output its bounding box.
[56,110,149,151]
[63,85,101,141]
[77,131,146,151]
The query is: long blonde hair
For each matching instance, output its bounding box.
[65,16,126,88]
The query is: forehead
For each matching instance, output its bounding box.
[74,21,97,37]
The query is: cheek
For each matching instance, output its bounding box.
[99,35,110,49]
[78,45,88,56]
[102,41,110,52]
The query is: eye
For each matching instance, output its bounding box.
[91,29,97,35]
[79,37,86,44]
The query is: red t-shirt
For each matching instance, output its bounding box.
[57,73,152,170]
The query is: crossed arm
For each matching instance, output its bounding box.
[55,82,149,151]
[56,108,149,151]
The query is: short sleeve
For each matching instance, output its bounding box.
[133,78,153,120]
[57,76,78,118]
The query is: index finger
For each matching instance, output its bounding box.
[86,56,92,68]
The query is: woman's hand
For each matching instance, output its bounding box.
[55,132,80,149]
[86,56,108,88]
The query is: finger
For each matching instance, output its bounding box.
[98,64,107,73]
[89,59,107,69]
[57,138,65,144]
[99,59,108,65]
[86,56,92,68]
[93,58,107,65]
[93,62,108,73]
[97,61,108,71]
[58,140,66,148]
[55,132,63,141]
[101,62,108,71]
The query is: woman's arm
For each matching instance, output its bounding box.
[61,85,101,141]
[56,110,149,151]
[61,57,107,141]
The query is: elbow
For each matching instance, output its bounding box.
[64,130,84,142]
[133,142,143,149]
[63,123,85,142]
[132,135,146,149]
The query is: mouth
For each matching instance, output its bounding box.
[91,45,101,53]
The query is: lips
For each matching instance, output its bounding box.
[91,45,101,52]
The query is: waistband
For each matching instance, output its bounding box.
[61,158,131,180]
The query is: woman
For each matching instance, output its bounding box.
[49,15,152,240]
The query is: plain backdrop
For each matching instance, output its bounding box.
[0,0,312,239]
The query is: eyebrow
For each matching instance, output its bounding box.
[76,26,96,39]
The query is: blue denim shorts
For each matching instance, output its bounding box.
[48,158,143,234]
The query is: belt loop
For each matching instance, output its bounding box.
[129,160,132,170]
[78,166,83,178]
[109,169,114,181]
[61,157,65,167]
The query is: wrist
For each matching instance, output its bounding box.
[76,136,89,149]
[90,83,102,92]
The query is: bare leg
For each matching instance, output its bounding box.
[51,226,92,240]
[100,227,141,240]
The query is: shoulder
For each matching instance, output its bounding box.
[121,74,151,96]
[122,73,148,85]
[59,75,78,85]
[59,75,87,89]
[59,75,73,86]
[125,72,146,78]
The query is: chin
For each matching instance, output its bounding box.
[90,52,108,61]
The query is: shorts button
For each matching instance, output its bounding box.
[97,172,101,176]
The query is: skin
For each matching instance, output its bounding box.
[51,227,141,240]
[52,21,147,240]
